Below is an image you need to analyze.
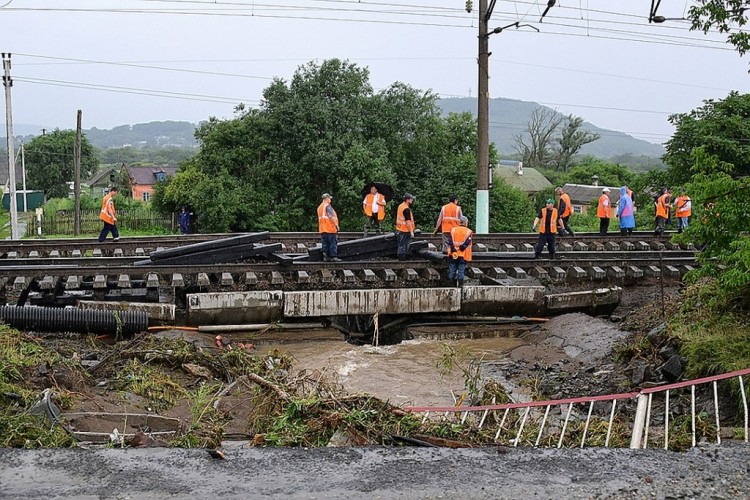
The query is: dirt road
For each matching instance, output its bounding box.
[2,445,748,499]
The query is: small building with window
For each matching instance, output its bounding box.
[124,165,178,202]
[493,160,553,197]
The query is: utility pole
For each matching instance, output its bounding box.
[20,143,27,212]
[2,53,19,240]
[74,110,82,236]
[476,0,491,234]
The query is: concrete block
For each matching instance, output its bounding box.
[558,242,573,252]
[118,274,131,288]
[113,249,124,257]
[664,265,680,277]
[604,241,620,251]
[29,250,40,258]
[650,241,665,251]
[474,243,488,252]
[319,269,334,283]
[567,266,586,279]
[242,272,258,285]
[6,251,17,259]
[146,273,160,288]
[466,267,484,279]
[13,276,28,291]
[341,269,355,283]
[530,266,549,280]
[421,268,440,281]
[550,267,566,280]
[78,300,176,324]
[509,267,527,279]
[361,269,378,282]
[685,242,696,251]
[296,270,310,284]
[271,271,284,285]
[92,249,102,257]
[187,290,283,324]
[607,266,625,278]
[72,250,82,258]
[620,241,635,251]
[635,241,650,251]
[588,242,605,252]
[645,266,661,277]
[40,276,57,290]
[501,243,515,252]
[197,273,211,286]
[220,272,234,286]
[402,268,418,281]
[50,250,61,258]
[296,243,307,253]
[626,266,643,278]
[93,275,108,289]
[489,267,507,279]
[460,286,545,316]
[521,243,534,252]
[380,269,397,282]
[172,273,185,287]
[665,241,681,250]
[427,243,438,252]
[135,248,146,256]
[574,242,588,251]
[65,276,81,290]
[545,287,622,312]
[588,266,606,280]
[284,287,461,317]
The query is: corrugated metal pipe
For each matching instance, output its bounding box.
[0,306,148,336]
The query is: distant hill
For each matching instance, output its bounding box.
[437,97,666,159]
[84,121,199,149]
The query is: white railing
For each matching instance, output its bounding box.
[403,368,750,450]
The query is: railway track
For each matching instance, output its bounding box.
[0,231,699,330]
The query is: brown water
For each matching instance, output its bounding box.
[259,336,526,407]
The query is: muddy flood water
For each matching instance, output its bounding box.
[257,334,526,407]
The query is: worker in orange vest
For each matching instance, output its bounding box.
[674,188,692,233]
[532,199,563,259]
[318,193,341,262]
[362,185,387,236]
[433,195,463,252]
[447,216,473,288]
[597,187,612,235]
[98,186,120,242]
[654,187,671,236]
[395,193,415,261]
[555,187,574,236]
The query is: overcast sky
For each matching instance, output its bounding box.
[2,0,749,145]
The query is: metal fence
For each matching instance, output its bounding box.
[403,367,750,450]
[41,209,174,235]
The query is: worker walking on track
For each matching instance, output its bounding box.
[555,187,574,236]
[532,199,563,260]
[433,195,463,252]
[598,187,611,235]
[98,186,120,242]
[396,193,415,261]
[447,216,473,288]
[318,193,341,262]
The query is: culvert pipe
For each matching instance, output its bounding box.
[0,306,148,336]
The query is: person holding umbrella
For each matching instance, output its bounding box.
[362,184,387,236]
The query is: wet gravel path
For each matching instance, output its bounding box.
[1,444,748,499]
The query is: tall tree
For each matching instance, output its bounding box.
[513,108,562,170]
[688,1,750,57]
[25,130,98,198]
[552,115,600,172]
[156,59,481,232]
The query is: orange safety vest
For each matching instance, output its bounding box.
[558,193,572,218]
[99,192,116,225]
[538,208,559,234]
[439,202,461,233]
[317,201,339,234]
[597,194,611,218]
[396,202,414,233]
[675,195,691,217]
[656,193,670,218]
[363,193,386,221]
[448,226,473,262]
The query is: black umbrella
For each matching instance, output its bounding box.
[362,182,395,203]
